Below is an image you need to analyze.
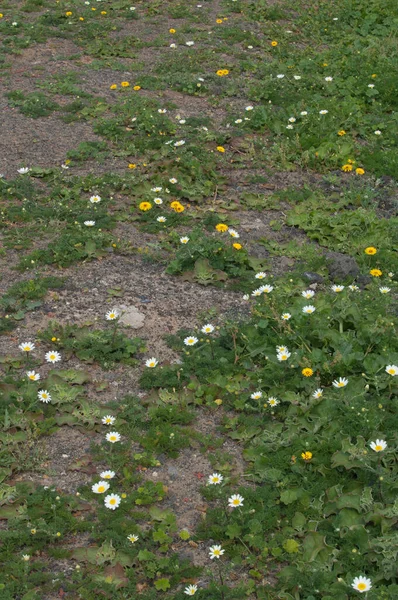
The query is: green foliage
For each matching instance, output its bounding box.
[6,91,59,118]
[38,321,145,369]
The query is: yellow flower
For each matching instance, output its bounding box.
[0,14,3,18]
[342,164,353,172]
[216,19,223,23]
[215,223,228,232]
[65,11,72,16]
[121,493,127,499]
[371,73,377,78]
[214,398,223,405]
[31,529,37,535]
[271,41,278,47]
[216,69,228,76]
[347,159,355,164]
[370,269,382,277]
[216,146,225,153]
[302,368,313,377]
[110,84,117,90]
[121,81,130,87]
[365,246,377,255]
[322,63,328,67]
[170,201,185,213]
[301,451,312,461]
[139,202,152,211]
[338,130,346,136]
[133,85,141,91]
[169,28,176,33]
[233,243,242,250]
[101,11,107,15]
[128,163,136,169]
[355,168,365,175]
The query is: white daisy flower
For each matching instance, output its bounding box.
[27,370,40,381]
[312,388,323,399]
[300,111,308,115]
[319,110,328,115]
[277,351,291,361]
[288,117,296,123]
[209,544,225,559]
[351,576,372,593]
[102,415,115,425]
[268,397,279,406]
[127,534,139,543]
[154,197,163,204]
[184,584,198,596]
[104,493,121,510]
[379,287,391,294]
[158,109,167,114]
[276,74,285,79]
[251,391,262,399]
[89,195,101,203]
[169,178,178,184]
[368,84,375,88]
[276,345,289,354]
[145,357,158,368]
[84,220,95,227]
[235,119,243,124]
[259,284,273,294]
[281,313,291,320]
[19,342,35,352]
[92,481,110,494]
[180,236,189,244]
[228,494,244,508]
[302,290,315,298]
[374,130,382,135]
[325,76,333,81]
[174,140,186,147]
[151,187,162,192]
[184,336,198,346]
[38,390,51,403]
[201,324,214,334]
[332,377,348,388]
[186,41,194,46]
[286,124,294,129]
[18,167,30,174]
[106,309,120,321]
[170,43,177,48]
[349,284,360,291]
[294,75,302,80]
[385,365,398,376]
[100,470,115,479]
[22,554,30,561]
[106,431,121,443]
[45,351,61,364]
[331,285,344,292]
[255,272,267,279]
[208,473,223,485]
[228,228,240,238]
[369,439,387,452]
[245,105,254,111]
[157,216,166,222]
[251,289,262,297]
[302,305,316,314]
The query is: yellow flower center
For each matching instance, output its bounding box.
[387,368,395,374]
[337,382,345,387]
[375,445,383,451]
[357,583,366,591]
[29,375,36,380]
[110,499,116,505]
[98,486,105,493]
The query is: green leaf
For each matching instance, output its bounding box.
[154,578,171,591]
[283,539,300,554]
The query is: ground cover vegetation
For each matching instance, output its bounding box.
[0,0,397,598]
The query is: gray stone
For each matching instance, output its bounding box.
[119,305,145,329]
[303,272,324,284]
[325,251,360,280]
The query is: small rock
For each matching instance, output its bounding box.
[325,251,360,280]
[119,305,145,329]
[303,272,324,284]
[167,465,179,479]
